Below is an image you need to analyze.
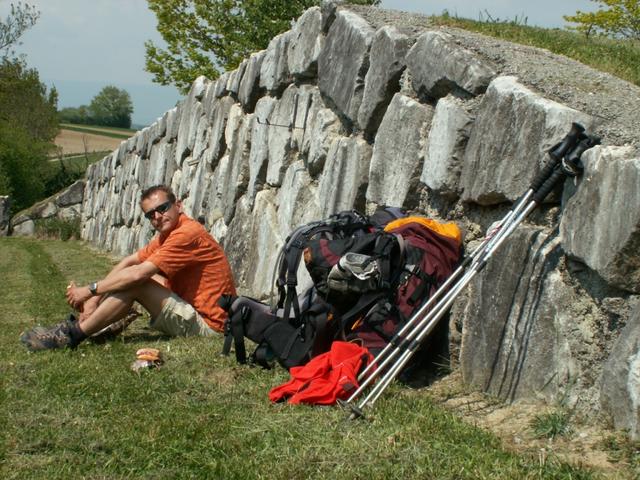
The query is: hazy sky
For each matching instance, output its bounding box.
[2,0,596,127]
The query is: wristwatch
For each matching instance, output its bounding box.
[89,282,99,296]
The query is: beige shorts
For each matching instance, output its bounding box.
[150,292,218,337]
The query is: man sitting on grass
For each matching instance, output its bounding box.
[20,184,237,351]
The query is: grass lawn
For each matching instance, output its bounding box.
[1,237,598,479]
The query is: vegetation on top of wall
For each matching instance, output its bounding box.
[432,12,640,88]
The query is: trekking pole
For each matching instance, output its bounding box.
[343,127,599,419]
[345,123,586,403]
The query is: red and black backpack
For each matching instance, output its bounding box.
[220,207,463,370]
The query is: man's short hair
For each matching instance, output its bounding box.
[140,185,177,204]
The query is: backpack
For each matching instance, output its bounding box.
[220,207,462,370]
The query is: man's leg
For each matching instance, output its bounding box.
[78,280,172,336]
[20,280,173,351]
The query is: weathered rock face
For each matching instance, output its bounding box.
[460,76,593,205]
[560,146,640,293]
[406,30,496,99]
[318,10,375,126]
[366,93,432,208]
[600,302,640,440]
[73,4,640,439]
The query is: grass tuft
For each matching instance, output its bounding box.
[531,410,573,440]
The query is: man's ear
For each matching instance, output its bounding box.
[176,199,184,213]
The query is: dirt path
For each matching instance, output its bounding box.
[416,371,636,478]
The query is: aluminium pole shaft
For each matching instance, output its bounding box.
[353,189,534,390]
[350,199,542,414]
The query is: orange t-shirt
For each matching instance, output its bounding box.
[137,214,237,332]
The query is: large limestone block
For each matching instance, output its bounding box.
[175,76,208,166]
[248,96,277,203]
[318,10,374,124]
[303,107,342,176]
[357,26,410,138]
[55,180,85,207]
[242,190,283,298]
[366,93,433,208]
[146,140,171,188]
[12,218,35,236]
[238,50,265,111]
[58,205,81,221]
[288,7,323,79]
[266,85,299,186]
[226,59,248,98]
[121,183,140,227]
[560,146,640,293]
[206,107,253,224]
[165,106,180,141]
[406,31,496,99]
[289,85,323,152]
[601,303,640,440]
[213,72,230,98]
[182,160,212,220]
[317,135,372,217]
[192,113,211,162]
[206,96,235,170]
[222,195,255,292]
[150,111,167,145]
[276,160,322,236]
[421,95,473,198]
[460,76,592,205]
[162,143,178,187]
[260,32,291,93]
[460,227,602,405]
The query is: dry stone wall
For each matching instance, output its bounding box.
[80,4,640,438]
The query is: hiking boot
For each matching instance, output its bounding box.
[20,319,76,352]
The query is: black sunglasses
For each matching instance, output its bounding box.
[144,200,173,220]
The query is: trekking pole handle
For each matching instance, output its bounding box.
[530,122,585,192]
[532,164,567,204]
[531,133,600,204]
[562,134,602,177]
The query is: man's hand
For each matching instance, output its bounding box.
[66,281,93,310]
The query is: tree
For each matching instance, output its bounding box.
[0,58,59,211]
[88,85,133,128]
[564,0,640,39]
[58,105,91,125]
[145,0,380,93]
[0,1,39,58]
[0,2,68,212]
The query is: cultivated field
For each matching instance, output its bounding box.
[54,128,130,156]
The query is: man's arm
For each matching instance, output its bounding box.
[66,254,161,309]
